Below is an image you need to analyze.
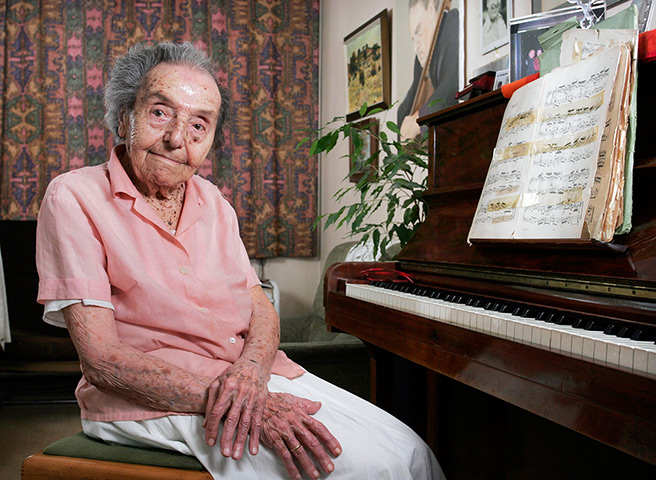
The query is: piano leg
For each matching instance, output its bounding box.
[366,344,428,440]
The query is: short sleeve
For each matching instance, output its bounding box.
[36,174,112,303]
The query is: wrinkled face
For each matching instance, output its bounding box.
[409,2,439,68]
[119,62,221,192]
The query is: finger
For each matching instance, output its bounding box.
[305,416,342,458]
[286,437,321,480]
[272,436,302,480]
[248,396,264,455]
[297,397,322,415]
[231,395,256,460]
[294,425,337,474]
[203,383,226,446]
[219,399,244,457]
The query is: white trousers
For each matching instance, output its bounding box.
[82,372,446,480]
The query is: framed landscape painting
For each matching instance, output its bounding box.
[344,10,391,122]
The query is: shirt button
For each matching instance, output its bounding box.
[179,266,189,274]
[198,307,208,313]
[229,337,236,344]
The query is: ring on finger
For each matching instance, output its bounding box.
[290,443,302,452]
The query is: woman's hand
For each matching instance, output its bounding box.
[261,392,342,480]
[203,359,268,459]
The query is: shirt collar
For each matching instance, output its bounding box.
[108,145,141,199]
[107,145,206,238]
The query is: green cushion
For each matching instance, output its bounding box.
[42,432,205,471]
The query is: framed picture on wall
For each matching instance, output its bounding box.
[394,0,465,140]
[348,119,379,183]
[509,2,606,82]
[481,0,511,54]
[344,10,391,122]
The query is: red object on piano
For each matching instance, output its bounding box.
[639,29,656,62]
[360,268,415,283]
[501,73,540,99]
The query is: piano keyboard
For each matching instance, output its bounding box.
[346,281,656,379]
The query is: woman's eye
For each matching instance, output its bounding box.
[193,124,205,131]
[152,109,165,117]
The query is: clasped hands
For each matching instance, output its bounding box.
[203,361,341,480]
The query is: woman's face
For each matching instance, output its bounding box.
[119,62,221,194]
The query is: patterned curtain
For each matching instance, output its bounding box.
[0,0,319,258]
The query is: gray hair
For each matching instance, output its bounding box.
[104,42,230,151]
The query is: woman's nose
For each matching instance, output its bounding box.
[164,117,186,148]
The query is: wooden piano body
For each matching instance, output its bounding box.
[325,60,656,478]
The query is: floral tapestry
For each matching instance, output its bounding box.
[0,0,319,258]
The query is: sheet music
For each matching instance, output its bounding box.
[468,45,623,241]
[559,29,637,241]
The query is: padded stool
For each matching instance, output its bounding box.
[21,432,212,480]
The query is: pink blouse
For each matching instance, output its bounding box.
[36,146,303,421]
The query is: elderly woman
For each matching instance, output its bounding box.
[36,42,444,480]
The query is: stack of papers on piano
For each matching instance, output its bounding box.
[468,29,637,243]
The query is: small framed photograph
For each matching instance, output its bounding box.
[348,119,379,183]
[509,2,606,82]
[344,10,391,122]
[481,0,511,54]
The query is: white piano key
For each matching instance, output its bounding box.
[593,339,608,365]
[648,351,656,378]
[540,327,552,349]
[606,343,620,367]
[634,347,649,375]
[506,320,515,341]
[619,344,634,372]
[489,315,500,336]
[482,314,492,334]
[522,322,534,345]
[582,337,595,361]
[571,335,584,359]
[560,331,573,355]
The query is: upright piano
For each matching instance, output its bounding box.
[325,60,656,477]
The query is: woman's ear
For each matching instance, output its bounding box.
[117,112,128,139]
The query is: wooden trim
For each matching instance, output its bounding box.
[21,453,213,480]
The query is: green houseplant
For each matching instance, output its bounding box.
[303,103,430,258]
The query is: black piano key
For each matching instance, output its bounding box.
[519,308,538,318]
[572,317,587,329]
[553,314,576,326]
[615,326,635,338]
[498,304,514,313]
[630,328,656,342]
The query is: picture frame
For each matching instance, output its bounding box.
[481,0,511,54]
[509,2,606,82]
[348,119,379,183]
[344,10,391,122]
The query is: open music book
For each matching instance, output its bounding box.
[468,33,637,243]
